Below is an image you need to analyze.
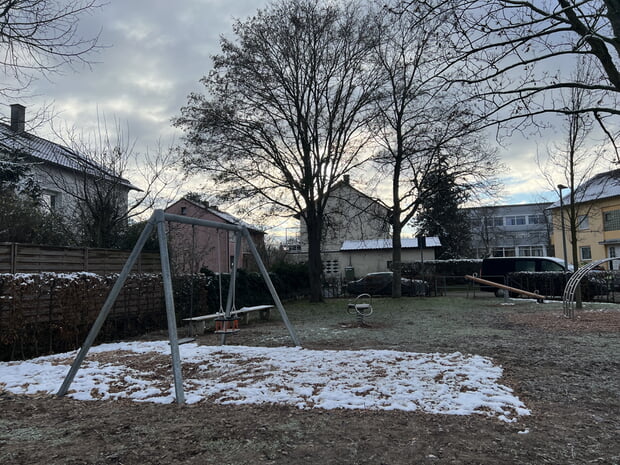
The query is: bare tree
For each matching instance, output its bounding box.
[539,61,611,271]
[46,116,181,248]
[175,0,379,302]
[0,0,102,98]
[371,2,501,296]
[467,205,506,257]
[426,0,620,151]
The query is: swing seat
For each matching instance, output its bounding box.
[214,317,240,334]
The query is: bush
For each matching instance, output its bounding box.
[0,272,166,361]
[199,262,310,312]
[270,262,310,298]
[507,270,618,300]
[402,259,483,282]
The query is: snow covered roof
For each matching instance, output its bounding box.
[0,123,139,190]
[548,169,620,209]
[341,237,441,251]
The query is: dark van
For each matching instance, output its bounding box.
[479,256,571,294]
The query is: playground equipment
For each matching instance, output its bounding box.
[562,257,616,319]
[57,209,301,404]
[347,293,373,326]
[465,274,545,303]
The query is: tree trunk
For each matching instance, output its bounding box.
[306,217,324,303]
[392,212,402,298]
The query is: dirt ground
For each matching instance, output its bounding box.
[1,295,619,465]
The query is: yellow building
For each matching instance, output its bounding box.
[548,170,620,269]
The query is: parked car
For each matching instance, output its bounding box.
[346,272,428,296]
[479,256,571,296]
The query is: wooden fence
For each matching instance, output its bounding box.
[0,242,161,274]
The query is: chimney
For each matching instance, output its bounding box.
[10,104,25,133]
[343,174,350,184]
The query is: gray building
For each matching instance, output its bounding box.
[465,203,553,258]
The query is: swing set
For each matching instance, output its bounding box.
[56,209,301,404]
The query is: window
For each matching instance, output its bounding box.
[578,215,589,230]
[492,247,516,257]
[483,216,503,227]
[515,260,536,272]
[518,246,544,256]
[41,192,59,211]
[181,206,187,215]
[580,246,592,261]
[604,210,620,231]
[540,260,564,272]
[527,214,546,225]
[505,215,526,226]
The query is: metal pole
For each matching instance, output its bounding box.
[57,215,156,397]
[558,184,569,271]
[242,227,301,347]
[155,210,185,404]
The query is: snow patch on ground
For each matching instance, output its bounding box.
[0,342,530,422]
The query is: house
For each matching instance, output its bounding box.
[341,237,441,278]
[547,169,620,268]
[464,203,553,258]
[292,175,439,277]
[164,197,266,274]
[0,104,138,218]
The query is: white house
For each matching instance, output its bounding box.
[0,104,137,220]
[292,175,440,278]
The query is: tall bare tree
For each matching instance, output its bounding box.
[0,0,101,99]
[371,2,500,296]
[175,0,379,302]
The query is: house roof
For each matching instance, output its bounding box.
[548,169,620,209]
[166,198,265,235]
[295,177,390,219]
[0,123,139,191]
[340,237,441,251]
[329,178,391,212]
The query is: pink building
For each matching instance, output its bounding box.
[165,198,266,274]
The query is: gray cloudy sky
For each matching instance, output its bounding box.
[25,0,267,145]
[10,0,590,219]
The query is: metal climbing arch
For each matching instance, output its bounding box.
[562,258,616,319]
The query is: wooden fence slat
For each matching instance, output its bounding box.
[0,242,161,274]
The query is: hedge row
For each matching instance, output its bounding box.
[507,270,620,300]
[402,259,483,282]
[0,273,210,361]
[201,262,310,311]
[0,264,310,361]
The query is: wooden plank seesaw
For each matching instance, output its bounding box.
[464,275,546,303]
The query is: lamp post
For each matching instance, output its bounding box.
[557,184,569,271]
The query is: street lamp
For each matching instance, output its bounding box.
[557,184,569,271]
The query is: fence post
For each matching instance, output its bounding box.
[10,243,17,274]
[84,248,89,272]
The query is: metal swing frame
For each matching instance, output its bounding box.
[57,209,301,404]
